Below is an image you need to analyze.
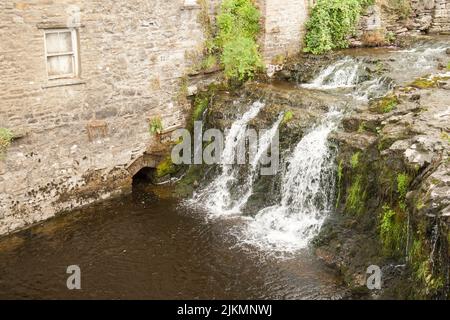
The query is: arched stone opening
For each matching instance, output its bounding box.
[132,167,156,186]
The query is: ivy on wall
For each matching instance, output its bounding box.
[304,0,375,55]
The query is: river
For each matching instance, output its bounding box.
[0,185,346,299]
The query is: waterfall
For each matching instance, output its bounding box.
[193,101,283,217]
[302,58,360,90]
[394,46,448,70]
[302,57,393,100]
[240,109,342,253]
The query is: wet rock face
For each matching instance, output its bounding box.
[317,75,450,299]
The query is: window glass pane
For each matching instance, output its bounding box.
[47,55,73,77]
[59,32,73,52]
[45,33,60,54]
[45,31,73,54]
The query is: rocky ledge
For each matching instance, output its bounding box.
[316,72,450,299]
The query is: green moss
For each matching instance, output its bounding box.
[379,205,407,257]
[192,96,210,122]
[416,198,425,210]
[380,95,398,113]
[409,239,446,295]
[357,122,366,133]
[397,173,410,200]
[350,152,360,169]
[336,160,344,208]
[409,75,450,89]
[156,156,177,178]
[410,78,438,89]
[447,61,450,71]
[282,110,294,124]
[371,94,399,114]
[345,174,366,215]
[0,128,13,152]
[397,172,410,211]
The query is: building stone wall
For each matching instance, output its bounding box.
[431,0,450,32]
[0,0,206,235]
[258,0,310,62]
[358,0,450,37]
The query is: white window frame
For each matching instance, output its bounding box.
[44,28,79,80]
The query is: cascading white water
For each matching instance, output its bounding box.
[240,109,342,253]
[301,57,393,100]
[302,58,360,90]
[393,46,448,70]
[193,101,283,217]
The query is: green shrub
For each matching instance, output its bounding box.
[216,0,263,81]
[0,128,13,152]
[222,36,263,80]
[149,117,163,136]
[304,0,371,55]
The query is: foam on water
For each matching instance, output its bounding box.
[240,110,342,253]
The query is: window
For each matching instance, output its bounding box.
[44,29,79,80]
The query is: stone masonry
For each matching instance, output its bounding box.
[258,0,310,62]
[0,0,207,235]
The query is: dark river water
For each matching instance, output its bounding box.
[0,186,346,300]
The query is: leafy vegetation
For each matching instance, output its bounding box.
[304,0,374,55]
[379,204,407,256]
[149,117,163,136]
[282,110,294,124]
[409,238,445,295]
[346,174,366,215]
[397,173,410,201]
[371,94,399,113]
[350,152,360,169]
[0,128,13,153]
[216,0,263,80]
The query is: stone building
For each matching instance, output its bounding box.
[0,0,311,235]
